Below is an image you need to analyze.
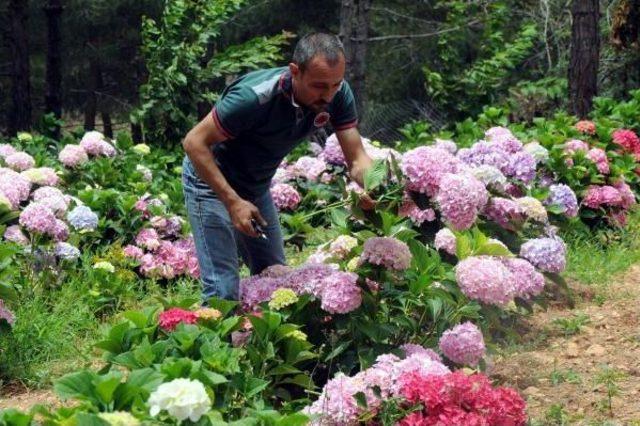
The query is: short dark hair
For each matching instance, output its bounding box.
[293,33,345,71]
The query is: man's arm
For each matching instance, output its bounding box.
[336,127,374,187]
[336,127,376,210]
[182,113,265,237]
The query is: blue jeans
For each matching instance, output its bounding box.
[182,156,286,301]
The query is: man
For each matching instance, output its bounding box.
[182,32,374,303]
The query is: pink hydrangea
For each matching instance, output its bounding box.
[150,215,183,238]
[612,129,640,152]
[0,184,20,210]
[400,344,442,362]
[135,228,161,251]
[402,146,462,196]
[123,244,144,260]
[285,263,338,296]
[305,373,361,424]
[0,299,15,327]
[455,256,516,305]
[434,228,456,255]
[434,138,458,154]
[586,148,610,174]
[564,139,589,154]
[501,258,545,299]
[36,195,69,218]
[0,168,31,201]
[614,180,635,209]
[436,173,488,231]
[270,183,301,211]
[79,131,105,155]
[519,237,566,273]
[158,308,198,331]
[319,272,362,314]
[575,120,596,135]
[582,185,624,209]
[19,202,57,235]
[5,152,35,171]
[99,140,116,157]
[3,225,28,245]
[292,156,327,181]
[58,144,88,167]
[456,141,509,172]
[361,237,412,270]
[21,167,59,186]
[485,127,523,153]
[439,322,486,366]
[0,144,17,159]
[398,194,436,225]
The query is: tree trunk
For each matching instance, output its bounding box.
[44,0,63,139]
[568,0,600,118]
[84,57,101,131]
[131,122,142,143]
[611,0,640,49]
[101,110,112,138]
[8,0,32,134]
[339,0,371,120]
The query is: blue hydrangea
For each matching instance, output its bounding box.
[67,205,98,231]
[54,242,80,260]
[545,184,579,217]
[519,237,566,273]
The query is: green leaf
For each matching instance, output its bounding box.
[475,241,512,257]
[363,159,387,193]
[94,371,124,405]
[267,364,301,376]
[54,370,99,405]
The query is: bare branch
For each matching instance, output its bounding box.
[361,19,482,42]
[370,6,442,25]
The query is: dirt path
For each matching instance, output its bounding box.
[0,385,58,411]
[493,265,640,425]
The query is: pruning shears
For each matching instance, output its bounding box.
[250,218,268,240]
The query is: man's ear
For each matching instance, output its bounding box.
[289,62,300,77]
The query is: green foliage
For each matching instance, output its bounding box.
[133,0,291,145]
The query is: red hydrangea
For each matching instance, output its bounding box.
[158,308,198,331]
[396,371,527,426]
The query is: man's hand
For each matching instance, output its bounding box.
[226,198,267,238]
[358,191,376,211]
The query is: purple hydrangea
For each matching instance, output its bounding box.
[455,256,516,305]
[67,205,98,231]
[438,322,486,366]
[501,257,545,299]
[361,237,412,270]
[321,133,346,166]
[436,173,488,231]
[319,271,362,314]
[5,152,35,171]
[482,197,525,230]
[3,225,28,245]
[54,242,81,260]
[545,184,579,217]
[304,373,361,424]
[434,228,457,255]
[270,183,301,211]
[150,215,183,238]
[456,141,509,172]
[286,263,338,295]
[519,237,566,273]
[239,275,281,309]
[401,146,462,196]
[51,219,69,241]
[19,202,57,235]
[99,140,116,157]
[58,144,89,168]
[485,127,523,154]
[503,151,537,183]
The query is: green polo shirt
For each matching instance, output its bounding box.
[210,66,358,199]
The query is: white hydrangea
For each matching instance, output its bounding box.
[328,235,358,259]
[93,261,115,273]
[132,143,151,155]
[148,378,211,422]
[523,141,549,163]
[469,165,507,188]
[136,164,153,182]
[98,411,141,426]
[516,196,548,223]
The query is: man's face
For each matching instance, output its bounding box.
[289,54,346,113]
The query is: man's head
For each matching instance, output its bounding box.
[289,33,346,113]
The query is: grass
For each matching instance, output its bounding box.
[564,209,640,286]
